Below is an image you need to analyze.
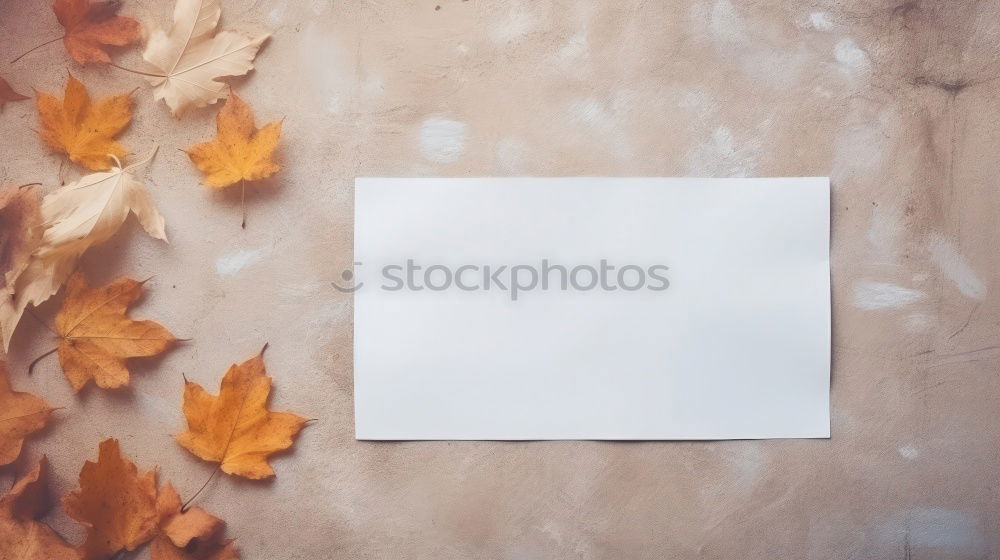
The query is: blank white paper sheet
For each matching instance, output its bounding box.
[353,178,830,440]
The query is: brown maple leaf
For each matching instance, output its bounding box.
[54,272,177,392]
[0,76,29,111]
[37,74,133,171]
[0,457,81,559]
[0,361,56,466]
[151,484,239,560]
[177,347,307,480]
[0,184,42,294]
[54,0,141,64]
[63,438,158,559]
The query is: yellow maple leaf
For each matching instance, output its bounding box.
[63,438,159,560]
[186,93,280,227]
[55,271,177,391]
[36,74,132,171]
[176,346,306,480]
[187,93,281,188]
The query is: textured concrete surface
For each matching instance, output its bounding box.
[2,0,1000,558]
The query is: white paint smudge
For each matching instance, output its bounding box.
[568,94,633,159]
[266,0,288,26]
[418,117,468,163]
[693,1,810,89]
[898,445,918,460]
[310,0,331,15]
[853,282,924,310]
[495,137,527,173]
[277,281,325,300]
[809,12,833,30]
[831,106,901,182]
[904,312,935,332]
[877,508,986,555]
[928,235,986,299]
[549,31,590,75]
[301,25,355,114]
[677,90,718,123]
[684,126,760,177]
[724,443,767,486]
[834,38,871,74]
[554,32,588,64]
[867,203,902,265]
[709,0,749,46]
[489,3,537,44]
[570,97,615,128]
[216,248,265,276]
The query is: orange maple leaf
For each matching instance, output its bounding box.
[54,272,177,392]
[53,0,141,64]
[0,361,56,466]
[0,457,81,560]
[177,347,307,480]
[0,76,29,111]
[63,438,159,559]
[151,484,239,560]
[37,74,133,171]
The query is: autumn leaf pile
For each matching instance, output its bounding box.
[1,1,304,558]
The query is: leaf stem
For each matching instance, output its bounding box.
[182,463,221,512]
[27,348,58,375]
[25,307,57,336]
[240,179,247,229]
[10,36,63,64]
[108,63,166,78]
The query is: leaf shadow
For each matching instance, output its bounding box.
[209,174,286,226]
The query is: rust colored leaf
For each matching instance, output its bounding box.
[0,457,81,559]
[0,361,55,466]
[54,0,141,64]
[152,483,238,560]
[62,438,158,559]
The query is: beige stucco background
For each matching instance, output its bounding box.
[2,0,1000,558]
